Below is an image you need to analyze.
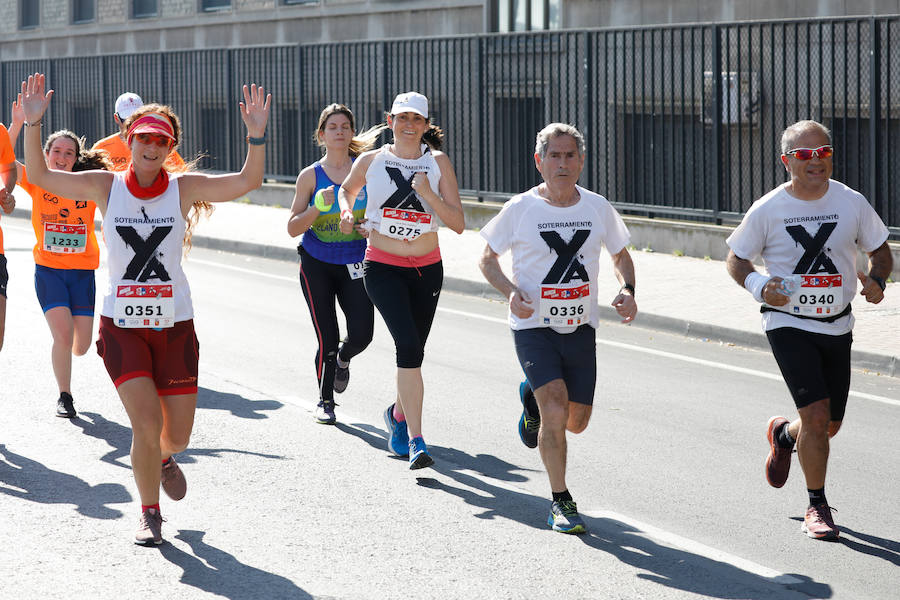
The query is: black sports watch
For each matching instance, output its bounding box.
[870,275,886,291]
[620,283,635,296]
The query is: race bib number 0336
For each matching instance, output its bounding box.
[44,222,87,254]
[787,274,844,316]
[379,208,432,241]
[540,283,591,326]
[113,284,175,328]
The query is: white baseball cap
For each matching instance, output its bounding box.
[390,92,428,118]
[115,92,143,120]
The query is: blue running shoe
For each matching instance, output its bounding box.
[383,404,409,457]
[518,381,540,448]
[548,500,587,534]
[408,436,434,470]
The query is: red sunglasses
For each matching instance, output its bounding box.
[785,145,833,160]
[136,133,172,147]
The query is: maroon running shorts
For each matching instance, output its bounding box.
[96,315,200,396]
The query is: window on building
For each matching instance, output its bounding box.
[200,0,231,11]
[282,0,318,5]
[494,0,560,32]
[73,0,95,23]
[20,0,39,28]
[133,0,158,18]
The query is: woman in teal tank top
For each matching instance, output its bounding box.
[287,104,383,424]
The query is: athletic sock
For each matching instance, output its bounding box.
[393,404,406,422]
[141,503,161,513]
[552,490,573,503]
[776,423,796,449]
[808,487,827,506]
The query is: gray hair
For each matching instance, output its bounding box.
[535,123,585,159]
[781,120,832,154]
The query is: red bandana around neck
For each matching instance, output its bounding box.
[125,163,170,199]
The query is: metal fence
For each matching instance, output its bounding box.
[3,16,898,235]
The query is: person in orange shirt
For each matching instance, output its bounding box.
[92,92,185,172]
[10,97,111,417]
[0,121,17,353]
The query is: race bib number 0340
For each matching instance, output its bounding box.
[539,283,591,326]
[379,208,432,241]
[113,284,175,328]
[44,222,87,254]
[787,274,844,316]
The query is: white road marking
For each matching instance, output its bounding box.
[188,257,297,282]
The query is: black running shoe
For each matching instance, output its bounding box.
[518,381,539,448]
[333,344,350,394]
[56,392,76,419]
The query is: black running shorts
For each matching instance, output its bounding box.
[512,324,597,406]
[766,326,852,421]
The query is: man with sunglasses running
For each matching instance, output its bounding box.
[726,120,892,541]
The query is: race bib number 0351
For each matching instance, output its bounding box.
[379,208,432,241]
[540,283,591,326]
[113,284,175,328]
[44,222,87,254]
[787,274,844,316]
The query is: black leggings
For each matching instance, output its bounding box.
[298,246,374,401]
[364,260,443,368]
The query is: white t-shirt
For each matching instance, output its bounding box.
[726,180,889,335]
[481,185,631,333]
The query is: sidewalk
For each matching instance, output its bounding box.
[6,198,898,376]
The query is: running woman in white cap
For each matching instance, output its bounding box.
[338,92,464,469]
[92,91,185,171]
[21,72,271,545]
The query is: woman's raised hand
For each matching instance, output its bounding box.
[20,73,53,124]
[239,84,271,139]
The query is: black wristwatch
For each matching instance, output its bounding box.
[870,275,886,291]
[620,283,635,297]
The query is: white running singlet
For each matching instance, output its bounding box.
[101,173,193,326]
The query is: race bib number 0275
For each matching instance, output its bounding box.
[539,283,591,326]
[379,208,432,241]
[44,222,87,254]
[113,284,175,328]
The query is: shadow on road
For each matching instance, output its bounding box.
[789,516,900,567]
[72,411,286,470]
[0,443,131,519]
[579,515,832,599]
[332,423,832,600]
[197,386,284,420]
[72,411,132,468]
[160,529,314,599]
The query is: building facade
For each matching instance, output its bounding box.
[2,1,899,60]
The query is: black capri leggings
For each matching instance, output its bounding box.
[298,246,374,401]
[364,259,443,368]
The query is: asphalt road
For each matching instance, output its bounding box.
[1,222,898,600]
